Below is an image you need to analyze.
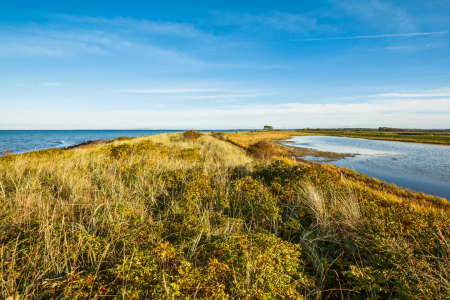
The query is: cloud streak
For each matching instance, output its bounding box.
[337,0,415,31]
[0,18,199,63]
[298,31,446,41]
[0,32,195,64]
[58,15,202,37]
[216,11,321,32]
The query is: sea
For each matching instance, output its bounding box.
[0,130,246,154]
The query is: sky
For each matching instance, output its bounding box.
[1,0,449,129]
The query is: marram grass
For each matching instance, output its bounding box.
[0,133,449,299]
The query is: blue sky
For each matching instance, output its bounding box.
[1,0,449,129]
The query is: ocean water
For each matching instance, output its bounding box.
[286,135,450,200]
[0,130,245,154]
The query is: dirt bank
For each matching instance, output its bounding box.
[64,139,112,150]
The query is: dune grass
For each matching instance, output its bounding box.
[0,132,449,299]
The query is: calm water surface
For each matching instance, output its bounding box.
[0,130,245,154]
[287,136,450,200]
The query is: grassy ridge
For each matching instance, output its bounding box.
[1,133,449,299]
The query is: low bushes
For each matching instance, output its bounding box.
[210,132,226,141]
[183,130,202,140]
[246,140,276,159]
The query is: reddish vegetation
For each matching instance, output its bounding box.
[183,130,202,140]
[246,140,276,159]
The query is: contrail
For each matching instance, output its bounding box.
[297,31,446,41]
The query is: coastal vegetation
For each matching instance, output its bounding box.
[226,129,450,146]
[0,132,449,299]
[301,130,450,145]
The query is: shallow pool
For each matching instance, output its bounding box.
[286,136,450,200]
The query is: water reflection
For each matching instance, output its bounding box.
[287,136,450,200]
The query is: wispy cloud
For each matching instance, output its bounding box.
[214,11,325,32]
[298,31,446,41]
[327,88,450,101]
[57,15,202,37]
[337,0,415,31]
[0,31,110,57]
[0,18,200,62]
[376,88,450,98]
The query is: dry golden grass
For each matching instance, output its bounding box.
[0,134,257,299]
[1,133,449,299]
